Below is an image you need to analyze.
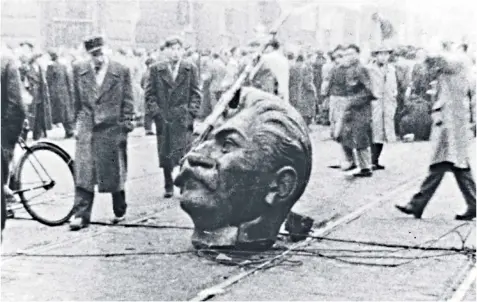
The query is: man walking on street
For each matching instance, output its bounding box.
[2,48,26,236]
[339,45,376,177]
[368,46,398,170]
[396,53,476,220]
[145,36,202,198]
[46,50,75,138]
[69,36,135,230]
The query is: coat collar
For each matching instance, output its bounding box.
[157,60,190,88]
[78,59,121,102]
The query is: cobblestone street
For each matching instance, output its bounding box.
[1,126,475,301]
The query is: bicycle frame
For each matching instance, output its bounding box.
[10,137,57,195]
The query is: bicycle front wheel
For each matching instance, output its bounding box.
[12,142,75,226]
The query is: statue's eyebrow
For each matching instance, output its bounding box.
[213,127,246,141]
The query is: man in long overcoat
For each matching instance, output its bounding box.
[46,51,74,138]
[312,51,326,124]
[368,46,398,170]
[19,42,52,141]
[208,53,227,109]
[289,54,317,126]
[145,36,202,198]
[339,45,376,177]
[393,47,414,137]
[70,36,135,230]
[1,51,26,234]
[323,46,357,171]
[396,53,476,220]
[247,39,289,102]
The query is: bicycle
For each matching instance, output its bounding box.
[7,133,76,226]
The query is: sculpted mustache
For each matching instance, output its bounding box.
[174,164,219,191]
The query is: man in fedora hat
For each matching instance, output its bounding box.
[367,45,398,170]
[69,36,135,230]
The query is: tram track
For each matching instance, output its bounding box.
[188,174,420,301]
[1,170,173,265]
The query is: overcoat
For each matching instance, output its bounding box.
[368,63,398,143]
[72,59,135,193]
[1,55,26,168]
[145,60,202,168]
[46,62,73,125]
[289,61,317,119]
[323,65,348,140]
[339,62,376,149]
[21,63,53,133]
[428,55,474,169]
[250,51,290,102]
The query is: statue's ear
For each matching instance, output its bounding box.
[265,166,298,206]
[228,88,241,109]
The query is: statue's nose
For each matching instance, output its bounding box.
[186,153,216,169]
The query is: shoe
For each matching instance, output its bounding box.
[353,169,372,177]
[164,190,173,198]
[455,210,476,221]
[342,164,357,172]
[6,208,15,219]
[145,131,155,136]
[395,204,423,219]
[69,217,88,231]
[372,164,385,171]
[111,214,126,224]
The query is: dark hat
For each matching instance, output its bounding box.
[372,45,393,55]
[19,41,34,49]
[247,39,261,47]
[200,49,211,56]
[315,50,324,57]
[84,36,104,53]
[48,50,58,61]
[164,36,183,48]
[145,57,155,66]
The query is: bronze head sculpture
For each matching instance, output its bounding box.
[174,87,312,251]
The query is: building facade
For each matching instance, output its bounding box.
[1,0,474,52]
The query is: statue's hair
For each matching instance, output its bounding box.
[237,88,312,204]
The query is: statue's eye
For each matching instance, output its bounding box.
[221,138,236,153]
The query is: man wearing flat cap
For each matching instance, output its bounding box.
[145,35,202,198]
[69,36,135,230]
[367,45,398,171]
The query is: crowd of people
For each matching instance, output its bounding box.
[1,33,476,233]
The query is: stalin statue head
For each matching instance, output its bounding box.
[174,87,312,251]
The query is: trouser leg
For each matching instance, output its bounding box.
[63,120,74,136]
[304,116,312,126]
[371,143,384,165]
[144,114,153,131]
[73,187,95,223]
[112,190,127,217]
[409,163,448,213]
[342,145,355,167]
[215,91,223,104]
[452,167,476,211]
[163,164,174,192]
[1,157,6,232]
[354,147,372,170]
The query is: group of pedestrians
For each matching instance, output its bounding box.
[2,34,476,237]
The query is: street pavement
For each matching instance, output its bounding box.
[1,125,476,301]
